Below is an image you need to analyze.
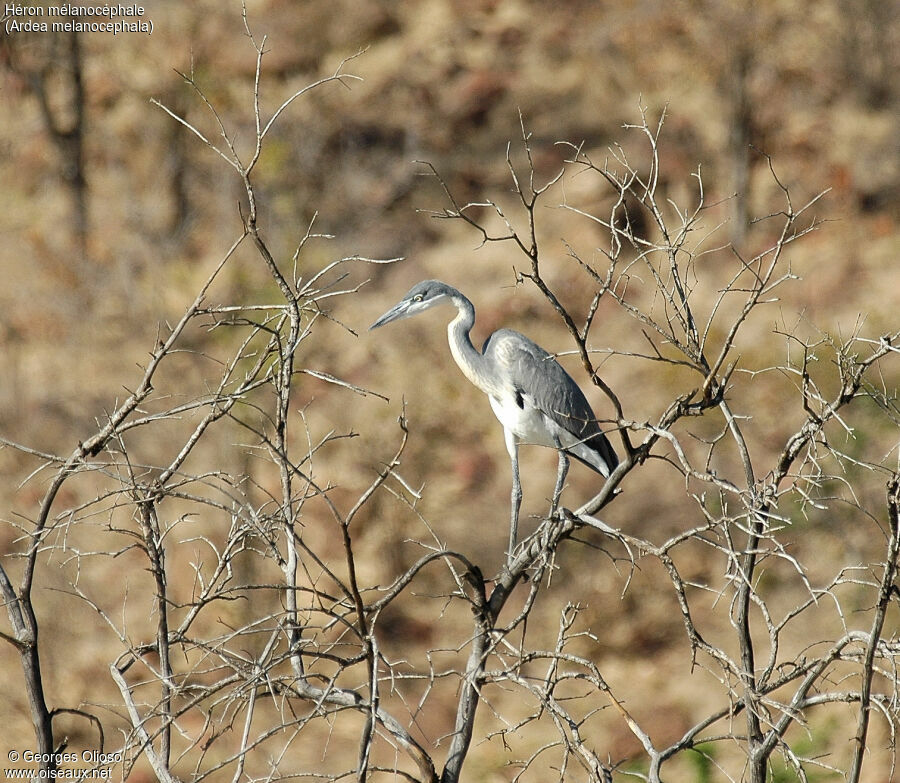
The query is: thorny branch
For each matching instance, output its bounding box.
[420,105,900,781]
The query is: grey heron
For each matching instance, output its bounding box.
[371,280,618,561]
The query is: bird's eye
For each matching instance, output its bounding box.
[413,295,423,302]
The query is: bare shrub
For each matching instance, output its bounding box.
[2,15,898,783]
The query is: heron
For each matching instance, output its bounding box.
[370,280,618,562]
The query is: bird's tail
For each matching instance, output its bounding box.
[566,430,618,478]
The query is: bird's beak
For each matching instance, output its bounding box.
[369,301,409,330]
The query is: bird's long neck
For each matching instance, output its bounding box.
[446,293,496,395]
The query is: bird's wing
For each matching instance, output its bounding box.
[483,330,595,435]
[483,329,619,474]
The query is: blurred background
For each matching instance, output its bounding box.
[0,0,898,778]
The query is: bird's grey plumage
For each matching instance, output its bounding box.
[370,279,618,562]
[481,329,619,475]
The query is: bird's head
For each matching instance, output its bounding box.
[369,280,456,330]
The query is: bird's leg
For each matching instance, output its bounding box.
[551,450,569,518]
[509,458,523,564]
[505,430,522,565]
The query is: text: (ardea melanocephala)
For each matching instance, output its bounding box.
[370,280,618,564]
